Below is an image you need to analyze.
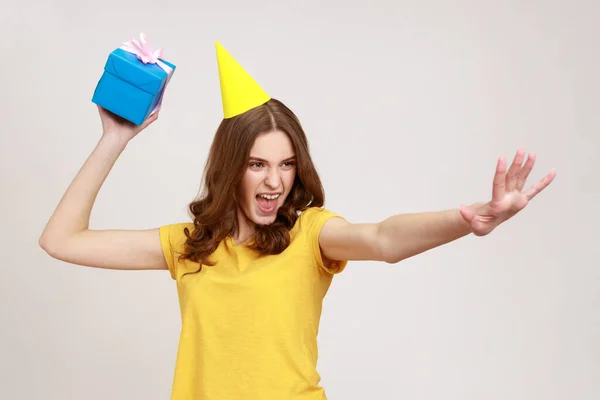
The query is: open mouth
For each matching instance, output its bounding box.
[256,193,280,214]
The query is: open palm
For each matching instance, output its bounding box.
[459,148,556,236]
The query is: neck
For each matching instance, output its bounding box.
[234,208,255,245]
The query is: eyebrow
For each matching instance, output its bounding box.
[249,156,296,163]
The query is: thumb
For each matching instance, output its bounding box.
[138,111,159,131]
[459,204,474,223]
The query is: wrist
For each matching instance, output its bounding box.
[100,131,129,152]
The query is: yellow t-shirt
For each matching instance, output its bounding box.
[159,207,348,400]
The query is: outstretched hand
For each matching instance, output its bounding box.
[459,148,556,236]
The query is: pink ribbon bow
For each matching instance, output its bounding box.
[121,32,164,64]
[119,33,174,115]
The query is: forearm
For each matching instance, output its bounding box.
[379,207,473,263]
[39,134,127,247]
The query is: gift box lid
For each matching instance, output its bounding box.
[104,48,173,95]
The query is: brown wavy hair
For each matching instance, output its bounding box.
[179,98,325,270]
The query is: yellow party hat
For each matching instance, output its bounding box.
[216,41,271,118]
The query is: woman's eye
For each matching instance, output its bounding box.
[249,161,295,169]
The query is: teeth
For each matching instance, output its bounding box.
[258,193,280,200]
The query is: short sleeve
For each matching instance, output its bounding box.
[159,223,193,280]
[301,207,349,275]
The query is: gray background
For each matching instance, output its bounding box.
[1,0,598,399]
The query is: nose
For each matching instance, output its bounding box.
[264,167,281,189]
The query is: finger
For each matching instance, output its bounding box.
[516,152,536,191]
[139,112,159,130]
[523,169,556,201]
[506,148,525,191]
[492,155,507,203]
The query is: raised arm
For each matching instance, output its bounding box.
[319,148,556,264]
[39,107,167,271]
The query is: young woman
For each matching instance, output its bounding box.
[39,43,556,399]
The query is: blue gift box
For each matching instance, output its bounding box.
[92,47,176,126]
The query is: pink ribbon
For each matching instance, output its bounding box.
[120,33,174,115]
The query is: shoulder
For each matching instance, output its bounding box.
[297,207,349,274]
[298,207,346,229]
[159,222,195,279]
[296,207,347,242]
[159,222,195,249]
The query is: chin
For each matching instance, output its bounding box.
[252,217,277,227]
[251,208,279,226]
[238,192,289,227]
[247,198,283,226]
